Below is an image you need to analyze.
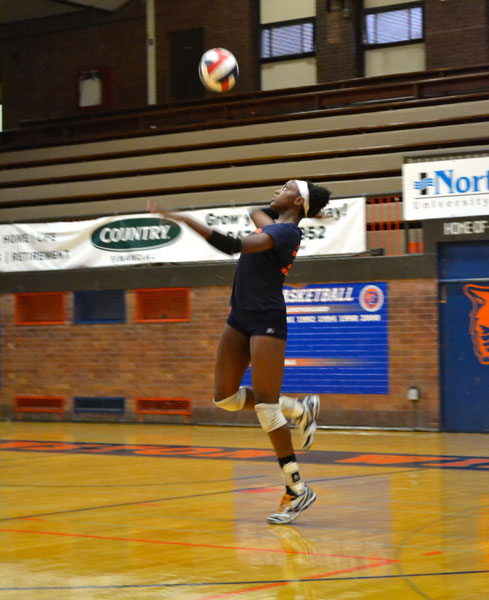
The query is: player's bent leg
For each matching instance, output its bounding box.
[254,403,316,523]
[250,335,316,524]
[213,387,247,412]
[213,323,250,403]
[279,394,320,451]
[255,402,287,432]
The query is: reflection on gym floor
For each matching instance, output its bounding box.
[1,421,488,599]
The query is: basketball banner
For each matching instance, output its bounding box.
[242,282,389,394]
[0,197,365,272]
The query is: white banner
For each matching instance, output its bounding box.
[0,198,365,272]
[403,156,489,221]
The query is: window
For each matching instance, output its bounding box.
[364,3,423,47]
[15,292,65,325]
[73,290,125,324]
[73,396,125,415]
[134,288,190,323]
[261,19,315,60]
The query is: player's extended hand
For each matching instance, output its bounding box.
[147,201,182,222]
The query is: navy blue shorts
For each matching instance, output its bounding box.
[227,307,287,340]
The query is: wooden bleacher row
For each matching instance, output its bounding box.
[0,97,488,224]
[1,65,488,257]
[2,109,489,187]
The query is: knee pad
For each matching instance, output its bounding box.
[213,386,247,412]
[255,402,287,433]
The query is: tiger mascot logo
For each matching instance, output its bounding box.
[464,284,489,365]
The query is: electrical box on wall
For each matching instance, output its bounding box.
[78,68,112,111]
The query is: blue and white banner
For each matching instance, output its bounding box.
[283,283,389,394]
[403,155,489,220]
[243,282,389,395]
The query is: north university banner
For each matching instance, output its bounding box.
[0,198,365,272]
[403,155,489,220]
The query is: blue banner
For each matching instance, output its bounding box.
[243,282,389,395]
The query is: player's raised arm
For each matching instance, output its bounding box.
[148,201,245,255]
[249,207,278,229]
[148,201,213,240]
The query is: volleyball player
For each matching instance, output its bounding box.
[148,179,330,524]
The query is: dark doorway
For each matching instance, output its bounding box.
[169,28,204,101]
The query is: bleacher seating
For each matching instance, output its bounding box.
[1,64,488,255]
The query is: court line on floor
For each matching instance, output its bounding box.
[197,568,489,600]
[196,560,393,599]
[2,569,487,592]
[0,526,396,562]
[2,440,489,470]
[0,468,420,523]
[0,527,397,598]
[0,485,260,523]
[393,502,488,600]
[0,474,261,489]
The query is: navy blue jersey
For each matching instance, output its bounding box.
[230,223,302,311]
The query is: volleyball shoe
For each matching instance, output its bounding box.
[267,484,316,525]
[297,394,320,451]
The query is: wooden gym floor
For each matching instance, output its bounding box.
[1,420,488,599]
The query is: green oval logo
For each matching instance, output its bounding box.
[91,217,181,252]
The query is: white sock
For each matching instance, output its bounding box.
[282,460,305,496]
[279,395,304,421]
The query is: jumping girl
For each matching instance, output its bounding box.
[148,179,330,523]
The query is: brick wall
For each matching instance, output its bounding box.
[425,0,489,68]
[0,279,440,430]
[1,1,148,128]
[306,279,439,430]
[316,0,361,82]
[1,0,257,129]
[1,287,226,419]
[155,0,258,103]
[2,0,489,127]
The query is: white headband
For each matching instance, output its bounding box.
[295,179,310,217]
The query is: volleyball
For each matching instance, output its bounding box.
[199,48,239,93]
